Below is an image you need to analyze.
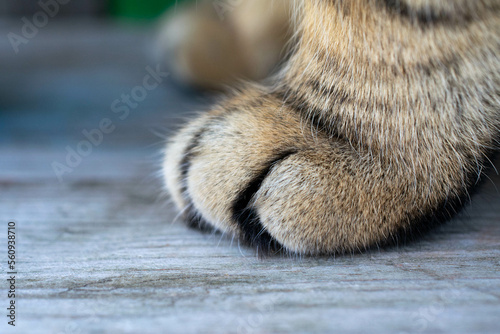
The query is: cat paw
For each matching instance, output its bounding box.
[163,87,435,255]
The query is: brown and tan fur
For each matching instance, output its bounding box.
[163,0,500,255]
[157,0,292,90]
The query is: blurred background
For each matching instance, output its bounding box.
[1,0,181,19]
[0,0,206,183]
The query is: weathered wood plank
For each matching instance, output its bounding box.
[1,145,499,334]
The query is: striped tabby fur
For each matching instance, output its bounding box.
[163,0,500,255]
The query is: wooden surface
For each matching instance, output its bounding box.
[1,20,500,334]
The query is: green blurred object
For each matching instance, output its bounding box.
[109,0,188,20]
